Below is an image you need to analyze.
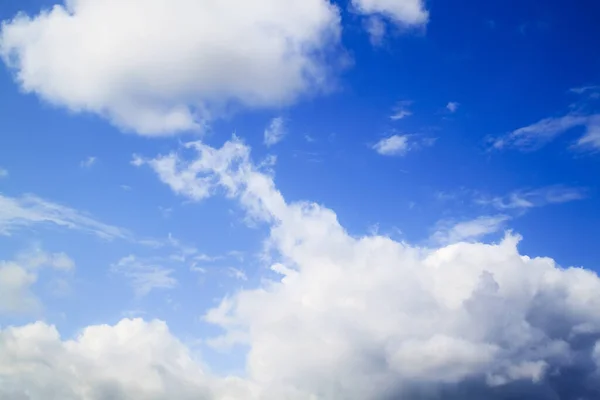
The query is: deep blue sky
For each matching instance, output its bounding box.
[1,0,600,387]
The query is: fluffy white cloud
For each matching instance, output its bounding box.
[0,193,129,240]
[0,318,257,400]
[129,137,600,398]
[0,0,342,135]
[263,117,286,147]
[0,248,74,314]
[492,113,600,151]
[352,0,428,26]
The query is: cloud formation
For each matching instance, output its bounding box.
[0,0,342,135]
[131,137,600,398]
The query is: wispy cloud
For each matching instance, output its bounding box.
[111,255,177,297]
[0,168,8,178]
[0,193,130,240]
[80,156,97,168]
[431,215,510,245]
[492,113,600,151]
[390,101,413,120]
[476,185,587,210]
[569,85,600,98]
[264,117,286,147]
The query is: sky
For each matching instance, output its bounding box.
[1,0,600,399]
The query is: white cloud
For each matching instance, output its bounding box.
[80,156,97,168]
[0,248,74,314]
[446,101,460,113]
[0,167,8,178]
[352,0,428,26]
[0,0,342,135]
[431,215,511,245]
[492,113,600,151]
[373,134,409,155]
[131,137,600,398]
[227,267,248,281]
[263,117,286,147]
[111,255,177,297]
[390,100,413,120]
[0,193,130,239]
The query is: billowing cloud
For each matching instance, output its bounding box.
[0,248,74,314]
[0,318,256,399]
[0,0,342,135]
[125,137,600,398]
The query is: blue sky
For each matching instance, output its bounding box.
[1,0,600,399]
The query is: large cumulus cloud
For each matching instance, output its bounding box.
[2,138,600,399]
[0,0,430,135]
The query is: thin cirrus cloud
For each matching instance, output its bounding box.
[492,113,600,151]
[0,0,428,136]
[0,193,130,240]
[111,255,177,297]
[475,185,588,211]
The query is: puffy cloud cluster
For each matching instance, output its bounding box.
[3,138,600,399]
[0,318,255,399]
